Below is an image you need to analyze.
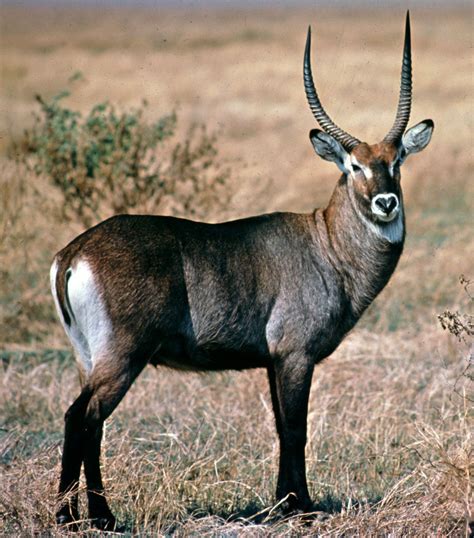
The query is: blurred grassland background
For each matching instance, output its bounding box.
[0,3,472,536]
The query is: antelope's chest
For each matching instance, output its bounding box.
[265,277,355,360]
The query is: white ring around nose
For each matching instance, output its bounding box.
[371,193,400,222]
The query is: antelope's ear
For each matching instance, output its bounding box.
[401,119,434,159]
[309,129,350,173]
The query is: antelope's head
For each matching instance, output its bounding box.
[304,12,434,226]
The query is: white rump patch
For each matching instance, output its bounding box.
[52,259,113,375]
[50,258,62,322]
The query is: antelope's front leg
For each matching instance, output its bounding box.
[268,355,314,512]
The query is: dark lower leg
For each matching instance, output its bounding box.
[56,388,93,526]
[56,429,83,524]
[84,424,116,529]
[277,433,311,510]
[80,361,148,530]
[272,359,314,512]
[269,367,310,507]
[58,349,147,529]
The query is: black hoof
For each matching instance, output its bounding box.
[296,507,330,523]
[90,513,122,532]
[56,510,80,532]
[279,495,314,515]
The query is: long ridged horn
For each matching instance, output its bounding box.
[384,11,412,143]
[304,26,360,151]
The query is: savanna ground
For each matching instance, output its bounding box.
[0,4,473,536]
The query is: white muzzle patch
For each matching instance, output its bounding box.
[371,193,400,222]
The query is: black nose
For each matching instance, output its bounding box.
[375,196,397,215]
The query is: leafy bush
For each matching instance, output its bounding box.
[16,91,230,226]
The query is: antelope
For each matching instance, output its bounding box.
[50,12,433,530]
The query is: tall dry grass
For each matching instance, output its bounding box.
[0,4,472,536]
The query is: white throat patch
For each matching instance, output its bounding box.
[347,176,404,244]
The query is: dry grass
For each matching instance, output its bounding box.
[0,4,472,536]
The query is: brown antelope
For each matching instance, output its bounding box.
[50,12,433,530]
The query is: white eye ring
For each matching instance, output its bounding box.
[352,164,362,174]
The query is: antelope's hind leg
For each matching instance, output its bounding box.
[56,384,93,529]
[56,351,147,531]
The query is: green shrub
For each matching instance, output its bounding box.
[16,91,230,226]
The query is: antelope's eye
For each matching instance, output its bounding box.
[352,164,362,173]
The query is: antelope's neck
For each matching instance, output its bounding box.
[319,177,405,317]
